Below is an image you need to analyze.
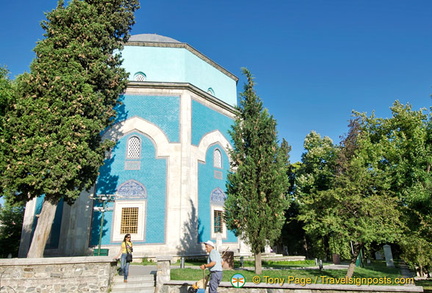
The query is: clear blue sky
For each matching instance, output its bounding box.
[1,0,431,163]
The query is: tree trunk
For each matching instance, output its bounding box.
[27,198,59,258]
[346,261,356,278]
[255,251,262,274]
[346,243,361,278]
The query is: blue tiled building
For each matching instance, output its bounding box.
[19,34,250,258]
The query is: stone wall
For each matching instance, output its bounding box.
[0,256,116,293]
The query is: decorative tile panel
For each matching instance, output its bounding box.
[117,180,147,199]
[210,187,226,205]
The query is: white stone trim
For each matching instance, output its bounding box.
[210,205,227,240]
[112,201,146,242]
[196,130,232,163]
[102,116,181,247]
[102,116,178,158]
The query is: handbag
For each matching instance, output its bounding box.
[126,242,133,262]
[126,253,133,262]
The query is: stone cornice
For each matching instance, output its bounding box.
[126,81,239,116]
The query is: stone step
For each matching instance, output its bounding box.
[111,274,155,293]
[112,281,154,288]
[111,288,155,293]
[112,282,155,289]
[114,275,154,282]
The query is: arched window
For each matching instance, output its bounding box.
[213,149,222,168]
[210,187,227,238]
[127,136,141,159]
[133,72,146,81]
[112,180,147,241]
[214,210,223,233]
[207,87,215,96]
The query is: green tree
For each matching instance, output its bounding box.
[0,66,14,127]
[298,119,403,278]
[1,0,139,257]
[0,66,15,197]
[294,131,338,259]
[224,69,290,274]
[400,212,432,276]
[356,102,432,275]
[0,203,24,258]
[295,131,338,199]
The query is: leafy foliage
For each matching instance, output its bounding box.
[0,203,24,257]
[297,118,404,277]
[3,0,139,204]
[1,0,139,257]
[224,68,290,273]
[0,67,14,124]
[0,67,16,197]
[294,132,338,258]
[296,101,432,276]
[356,102,432,276]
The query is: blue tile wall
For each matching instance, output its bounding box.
[191,100,233,146]
[198,144,237,243]
[91,132,167,245]
[115,95,180,143]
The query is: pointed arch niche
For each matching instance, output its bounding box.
[112,180,147,242]
[210,187,227,239]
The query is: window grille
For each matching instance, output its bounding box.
[127,136,141,159]
[214,149,222,168]
[214,210,223,233]
[120,207,139,234]
[134,72,146,81]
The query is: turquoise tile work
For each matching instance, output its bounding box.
[91,132,167,245]
[198,144,237,243]
[122,46,237,106]
[115,95,180,143]
[191,100,233,146]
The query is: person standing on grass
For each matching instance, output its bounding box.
[200,240,223,293]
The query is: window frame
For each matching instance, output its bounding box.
[213,210,223,234]
[126,135,141,160]
[213,148,222,169]
[112,201,146,242]
[210,205,227,239]
[120,207,139,234]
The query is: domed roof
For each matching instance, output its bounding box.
[128,34,181,43]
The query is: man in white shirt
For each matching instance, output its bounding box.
[200,240,223,293]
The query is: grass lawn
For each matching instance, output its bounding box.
[414,279,432,292]
[170,260,424,287]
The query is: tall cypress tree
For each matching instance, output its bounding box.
[0,67,15,197]
[224,68,290,274]
[2,0,139,257]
